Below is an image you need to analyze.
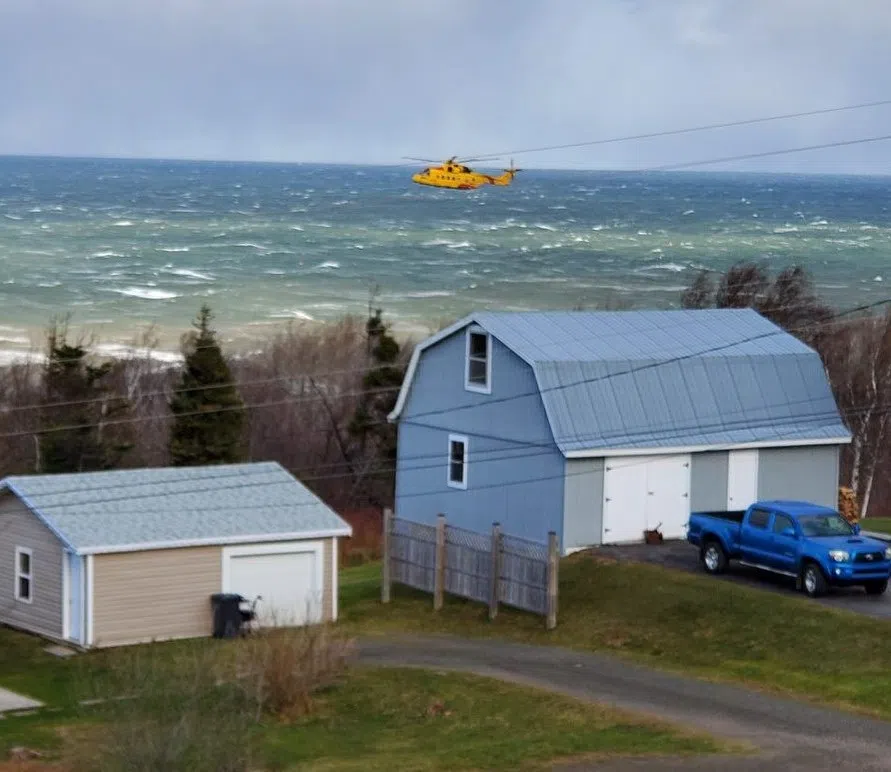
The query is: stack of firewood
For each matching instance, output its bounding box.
[838,486,859,524]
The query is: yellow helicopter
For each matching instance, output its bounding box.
[405,156,522,190]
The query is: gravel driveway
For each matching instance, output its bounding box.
[594,538,891,620]
[359,634,891,770]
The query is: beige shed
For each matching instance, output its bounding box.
[0,462,351,648]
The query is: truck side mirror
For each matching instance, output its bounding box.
[781,527,796,539]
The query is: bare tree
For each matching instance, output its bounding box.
[820,312,891,518]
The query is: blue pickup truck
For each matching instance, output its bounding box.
[687,500,891,597]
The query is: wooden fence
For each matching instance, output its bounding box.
[381,509,559,629]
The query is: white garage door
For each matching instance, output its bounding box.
[602,454,691,544]
[225,543,323,627]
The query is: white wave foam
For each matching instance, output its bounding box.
[165,268,214,281]
[158,246,190,253]
[534,223,557,231]
[682,209,695,216]
[403,291,454,298]
[268,310,315,321]
[94,343,183,363]
[3,214,22,220]
[111,287,179,300]
[0,349,43,366]
[0,336,30,345]
[315,261,340,269]
[92,250,123,258]
[113,220,133,227]
[773,226,799,233]
[290,225,304,231]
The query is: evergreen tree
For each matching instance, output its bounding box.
[38,320,133,473]
[349,308,404,465]
[168,305,246,466]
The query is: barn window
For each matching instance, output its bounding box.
[448,435,468,489]
[465,327,491,393]
[15,547,32,603]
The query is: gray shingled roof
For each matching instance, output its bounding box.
[1,462,351,554]
[392,308,851,454]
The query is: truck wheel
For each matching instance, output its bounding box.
[865,579,888,595]
[701,540,727,574]
[801,562,828,598]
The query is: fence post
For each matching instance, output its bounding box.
[546,531,559,630]
[489,522,502,621]
[381,508,393,603]
[434,513,446,610]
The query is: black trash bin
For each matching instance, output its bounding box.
[210,593,244,638]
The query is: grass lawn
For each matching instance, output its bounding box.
[862,518,891,535]
[261,667,726,771]
[0,626,727,771]
[338,554,891,720]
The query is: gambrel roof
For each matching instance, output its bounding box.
[389,309,851,456]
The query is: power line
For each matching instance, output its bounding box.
[0,297,883,447]
[394,299,889,426]
[0,296,849,417]
[1,361,402,415]
[653,134,891,172]
[457,98,891,162]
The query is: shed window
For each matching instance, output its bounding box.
[448,435,468,489]
[465,328,491,393]
[15,547,32,603]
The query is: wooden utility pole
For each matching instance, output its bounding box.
[434,513,446,610]
[546,531,559,630]
[381,507,392,603]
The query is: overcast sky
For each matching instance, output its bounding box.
[2,0,891,172]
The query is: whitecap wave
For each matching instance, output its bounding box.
[268,310,315,321]
[315,261,340,269]
[110,287,179,300]
[157,246,191,253]
[164,268,214,281]
[94,343,183,364]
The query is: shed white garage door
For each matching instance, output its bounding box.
[602,455,691,544]
[223,542,324,627]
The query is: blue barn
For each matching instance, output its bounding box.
[388,309,851,553]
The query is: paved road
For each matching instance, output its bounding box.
[595,539,891,620]
[358,635,891,770]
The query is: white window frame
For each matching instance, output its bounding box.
[447,434,468,489]
[464,326,491,394]
[14,547,33,604]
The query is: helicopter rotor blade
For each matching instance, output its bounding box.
[402,156,441,163]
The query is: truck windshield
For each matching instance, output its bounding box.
[798,513,854,537]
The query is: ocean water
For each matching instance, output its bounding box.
[0,155,889,358]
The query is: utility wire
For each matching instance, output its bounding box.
[0,297,882,442]
[447,97,891,162]
[0,295,851,416]
[653,134,891,172]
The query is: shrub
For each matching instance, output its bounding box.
[235,623,355,722]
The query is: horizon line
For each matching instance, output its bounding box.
[0,151,889,178]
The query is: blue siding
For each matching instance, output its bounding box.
[395,330,564,544]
